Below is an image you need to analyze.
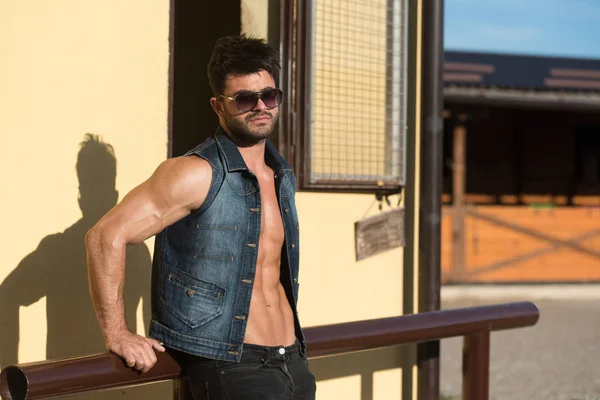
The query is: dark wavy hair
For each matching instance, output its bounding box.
[207,34,280,96]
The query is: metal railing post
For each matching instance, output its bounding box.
[462,329,490,400]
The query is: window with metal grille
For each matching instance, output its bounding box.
[290,0,408,191]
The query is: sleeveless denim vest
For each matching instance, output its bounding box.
[148,128,305,362]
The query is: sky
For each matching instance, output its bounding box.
[444,0,600,59]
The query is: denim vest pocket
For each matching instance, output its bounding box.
[160,264,225,329]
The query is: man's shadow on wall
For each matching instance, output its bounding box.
[0,134,169,398]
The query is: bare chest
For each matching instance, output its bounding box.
[257,175,284,244]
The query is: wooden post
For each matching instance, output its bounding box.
[173,378,194,400]
[462,330,490,400]
[452,122,467,279]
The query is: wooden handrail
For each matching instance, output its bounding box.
[0,301,539,400]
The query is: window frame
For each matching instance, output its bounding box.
[279,0,408,193]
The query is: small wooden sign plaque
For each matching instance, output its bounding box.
[355,208,405,261]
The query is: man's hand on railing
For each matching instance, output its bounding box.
[106,330,166,373]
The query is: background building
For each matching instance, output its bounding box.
[442,51,600,283]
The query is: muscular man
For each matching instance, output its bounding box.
[86,34,315,399]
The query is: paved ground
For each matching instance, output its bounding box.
[439,293,600,400]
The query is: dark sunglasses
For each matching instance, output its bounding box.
[218,88,283,112]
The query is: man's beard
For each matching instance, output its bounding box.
[224,111,278,146]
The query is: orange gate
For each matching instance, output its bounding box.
[442,204,600,283]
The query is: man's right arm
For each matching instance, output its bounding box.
[85,156,212,372]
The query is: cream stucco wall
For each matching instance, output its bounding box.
[0,1,172,398]
[241,0,270,40]
[295,193,405,325]
[296,193,407,400]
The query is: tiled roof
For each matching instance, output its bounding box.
[444,51,600,92]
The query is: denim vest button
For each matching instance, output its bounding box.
[247,243,257,248]
[234,315,246,320]
[250,208,260,212]
[186,289,194,297]
[291,244,296,249]
[284,208,289,213]
[241,278,253,284]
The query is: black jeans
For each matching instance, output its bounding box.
[172,341,316,400]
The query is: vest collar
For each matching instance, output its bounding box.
[214,125,292,174]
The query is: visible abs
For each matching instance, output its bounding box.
[244,282,296,347]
